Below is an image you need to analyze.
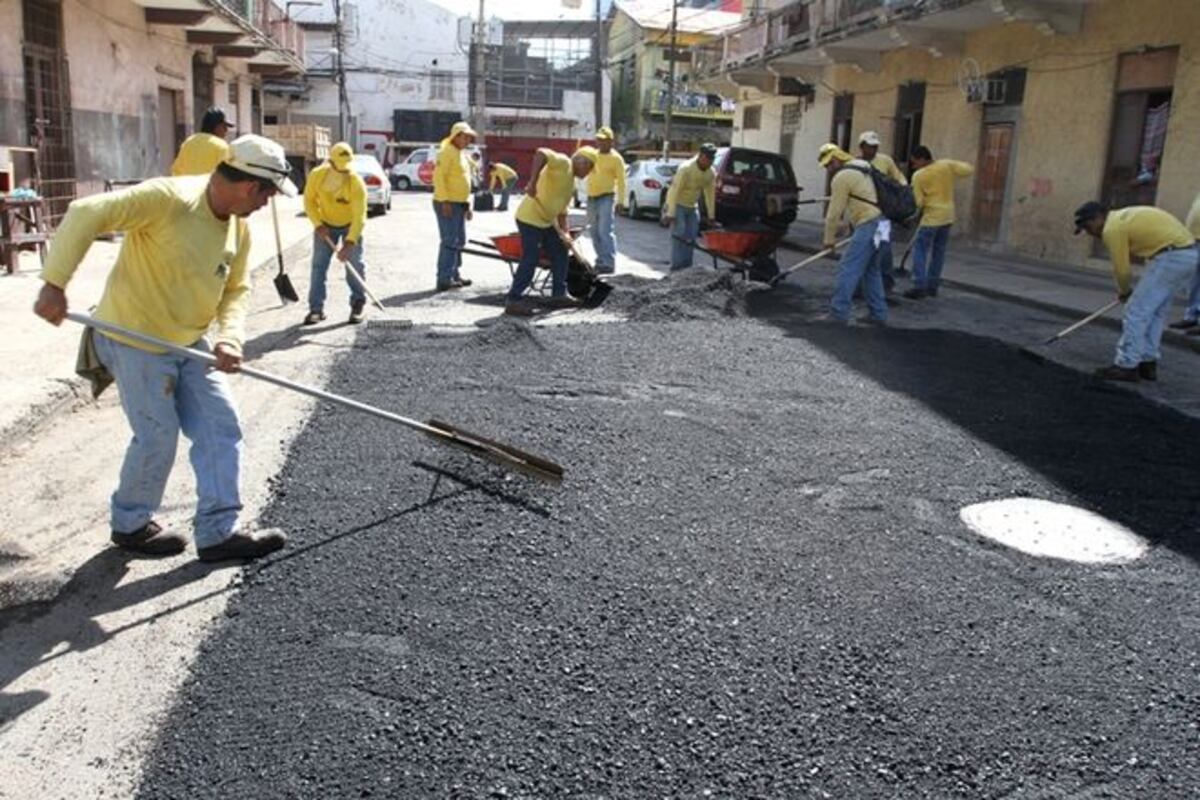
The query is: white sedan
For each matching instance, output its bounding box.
[353,154,392,215]
[623,159,679,219]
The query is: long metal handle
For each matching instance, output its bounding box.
[771,236,854,285]
[321,233,386,311]
[1043,299,1121,345]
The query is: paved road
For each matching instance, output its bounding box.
[133,199,1200,798]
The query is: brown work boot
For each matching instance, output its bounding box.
[197,529,287,563]
[1137,361,1158,381]
[1094,365,1140,383]
[542,294,581,309]
[504,300,535,317]
[111,521,186,556]
[302,310,326,326]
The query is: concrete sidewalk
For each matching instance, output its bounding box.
[782,219,1200,354]
[0,194,314,443]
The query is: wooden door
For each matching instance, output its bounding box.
[974,123,1013,242]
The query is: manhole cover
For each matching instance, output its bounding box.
[959,498,1148,564]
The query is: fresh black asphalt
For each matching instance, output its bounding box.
[137,274,1200,798]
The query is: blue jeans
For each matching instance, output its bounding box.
[434,200,467,286]
[509,221,568,300]
[858,238,895,294]
[95,333,242,547]
[497,178,515,211]
[309,226,366,312]
[1115,247,1198,367]
[1184,257,1200,321]
[912,224,952,292]
[670,207,700,270]
[587,193,616,271]
[830,217,886,322]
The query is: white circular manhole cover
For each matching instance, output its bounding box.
[959,498,1148,564]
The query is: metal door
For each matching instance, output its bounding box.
[974,123,1014,242]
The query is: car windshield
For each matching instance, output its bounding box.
[726,151,795,183]
[408,151,428,163]
[654,165,678,178]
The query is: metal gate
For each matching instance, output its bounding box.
[23,0,77,224]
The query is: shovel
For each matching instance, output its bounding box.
[271,198,300,304]
[553,225,613,309]
[320,233,386,312]
[769,236,853,287]
[66,312,563,484]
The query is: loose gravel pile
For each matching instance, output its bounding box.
[604,270,778,323]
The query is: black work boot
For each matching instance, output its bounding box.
[903,288,925,300]
[349,301,365,324]
[1168,318,1197,330]
[111,521,187,556]
[197,529,287,563]
[303,310,326,326]
[1137,361,1158,381]
[1094,365,1140,383]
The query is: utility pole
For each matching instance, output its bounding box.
[594,0,604,136]
[662,0,679,160]
[472,0,487,145]
[332,0,348,141]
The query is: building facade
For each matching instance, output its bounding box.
[696,0,1200,264]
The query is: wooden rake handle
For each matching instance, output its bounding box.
[320,232,386,311]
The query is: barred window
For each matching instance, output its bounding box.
[743,105,762,130]
[430,71,454,101]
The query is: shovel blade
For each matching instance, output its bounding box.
[274,273,300,303]
[424,419,565,485]
[581,279,613,309]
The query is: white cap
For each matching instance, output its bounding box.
[858,130,881,147]
[224,134,298,197]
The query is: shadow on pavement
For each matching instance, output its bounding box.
[745,289,1200,562]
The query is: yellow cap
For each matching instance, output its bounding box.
[450,121,478,139]
[330,141,354,169]
[818,143,852,167]
[596,126,614,141]
[572,146,599,165]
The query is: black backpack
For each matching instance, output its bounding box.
[847,164,919,225]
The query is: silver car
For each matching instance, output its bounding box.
[623,159,680,219]
[353,154,392,216]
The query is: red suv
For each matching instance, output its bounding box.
[710,147,800,229]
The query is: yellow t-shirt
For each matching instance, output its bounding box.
[515,150,574,228]
[912,159,975,227]
[824,161,880,245]
[433,139,471,203]
[869,153,907,185]
[171,133,230,177]
[664,158,716,218]
[489,163,517,190]
[586,150,627,200]
[1102,206,1196,294]
[304,162,368,242]
[42,176,251,354]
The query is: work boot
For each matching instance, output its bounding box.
[111,520,186,556]
[197,528,287,563]
[436,281,461,292]
[858,316,888,327]
[926,286,939,297]
[1137,361,1158,381]
[1187,326,1200,337]
[1168,318,1198,330]
[1094,365,1140,383]
[903,288,925,300]
[349,301,365,325]
[453,277,473,288]
[504,300,535,317]
[542,294,581,309]
[302,310,326,326]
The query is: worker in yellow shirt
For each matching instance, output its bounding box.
[489,161,518,211]
[1074,201,1198,382]
[818,143,887,325]
[433,121,477,291]
[663,143,718,270]
[904,146,974,299]
[171,106,234,176]
[303,141,370,325]
[32,135,294,562]
[586,126,626,275]
[1167,191,1200,335]
[506,147,597,316]
[857,131,905,293]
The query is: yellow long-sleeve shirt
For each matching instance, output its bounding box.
[489,163,518,191]
[1101,206,1196,295]
[869,153,907,185]
[1185,192,1200,237]
[515,150,574,228]
[171,133,230,177]
[665,157,715,218]
[42,176,251,354]
[433,139,472,203]
[824,160,880,245]
[586,149,627,200]
[304,163,368,242]
[912,159,974,227]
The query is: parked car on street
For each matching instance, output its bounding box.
[390,146,436,191]
[623,159,680,219]
[353,154,392,215]
[711,147,800,229]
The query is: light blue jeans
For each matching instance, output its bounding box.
[497,178,515,211]
[912,224,952,293]
[435,201,467,286]
[1115,246,1198,367]
[309,226,367,312]
[670,207,700,270]
[587,193,616,271]
[1184,258,1200,322]
[830,217,886,322]
[95,333,242,547]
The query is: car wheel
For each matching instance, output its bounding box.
[397,176,412,191]
[628,193,640,220]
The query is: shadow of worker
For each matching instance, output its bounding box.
[0,548,211,730]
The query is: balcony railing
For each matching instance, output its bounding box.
[642,89,735,121]
[256,0,305,63]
